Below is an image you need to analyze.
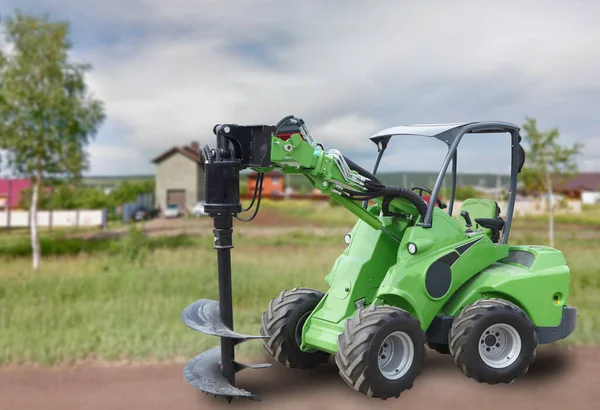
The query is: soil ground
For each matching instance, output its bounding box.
[1,345,597,410]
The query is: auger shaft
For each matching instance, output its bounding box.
[213,215,236,387]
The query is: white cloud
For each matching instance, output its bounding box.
[87,144,150,176]
[311,115,381,150]
[3,0,600,175]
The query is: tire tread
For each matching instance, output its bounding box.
[449,298,538,384]
[261,287,330,369]
[335,305,425,399]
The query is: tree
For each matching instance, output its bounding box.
[440,185,487,201]
[18,185,53,210]
[0,11,105,270]
[519,117,582,247]
[107,180,155,207]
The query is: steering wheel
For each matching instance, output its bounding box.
[411,186,447,209]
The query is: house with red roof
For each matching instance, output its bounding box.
[151,141,205,213]
[0,178,31,210]
[554,172,600,204]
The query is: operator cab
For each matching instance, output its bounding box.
[368,122,525,245]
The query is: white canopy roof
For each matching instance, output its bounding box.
[369,121,519,141]
[369,123,467,139]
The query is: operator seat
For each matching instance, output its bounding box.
[456,198,505,243]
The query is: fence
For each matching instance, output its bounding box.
[582,192,600,205]
[121,193,154,223]
[0,209,108,229]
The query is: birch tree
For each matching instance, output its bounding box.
[0,11,105,270]
[520,117,582,248]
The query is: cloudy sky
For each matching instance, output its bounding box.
[2,0,600,176]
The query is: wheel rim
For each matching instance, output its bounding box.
[478,323,522,369]
[377,331,414,380]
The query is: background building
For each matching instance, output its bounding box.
[247,171,285,198]
[151,141,205,213]
[0,178,31,210]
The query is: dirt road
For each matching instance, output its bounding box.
[1,345,597,410]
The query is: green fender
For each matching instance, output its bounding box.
[374,209,507,331]
[442,245,571,327]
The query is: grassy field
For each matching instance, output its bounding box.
[0,202,599,366]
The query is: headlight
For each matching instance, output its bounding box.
[407,242,417,254]
[344,233,352,245]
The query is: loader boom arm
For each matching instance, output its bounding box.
[240,123,429,242]
[254,131,386,230]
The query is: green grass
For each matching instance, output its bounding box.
[259,198,600,227]
[518,211,600,226]
[0,234,342,365]
[259,199,359,227]
[1,202,600,365]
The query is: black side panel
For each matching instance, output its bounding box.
[425,261,452,298]
[456,236,484,255]
[438,251,460,267]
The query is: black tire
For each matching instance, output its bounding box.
[449,298,537,384]
[260,287,331,369]
[427,342,450,355]
[335,305,426,399]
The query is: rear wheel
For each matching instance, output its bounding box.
[260,287,331,369]
[449,298,537,384]
[335,305,425,399]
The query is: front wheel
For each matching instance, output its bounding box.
[335,305,426,399]
[449,298,537,384]
[260,287,331,369]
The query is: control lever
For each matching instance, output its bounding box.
[460,211,473,232]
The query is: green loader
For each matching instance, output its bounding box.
[181,116,577,402]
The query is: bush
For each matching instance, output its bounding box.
[0,229,199,259]
[18,180,156,212]
[0,236,113,258]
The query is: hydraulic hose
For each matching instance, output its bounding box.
[342,155,381,184]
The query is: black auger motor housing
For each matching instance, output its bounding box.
[180,123,277,402]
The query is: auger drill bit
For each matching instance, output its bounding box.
[181,124,276,402]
